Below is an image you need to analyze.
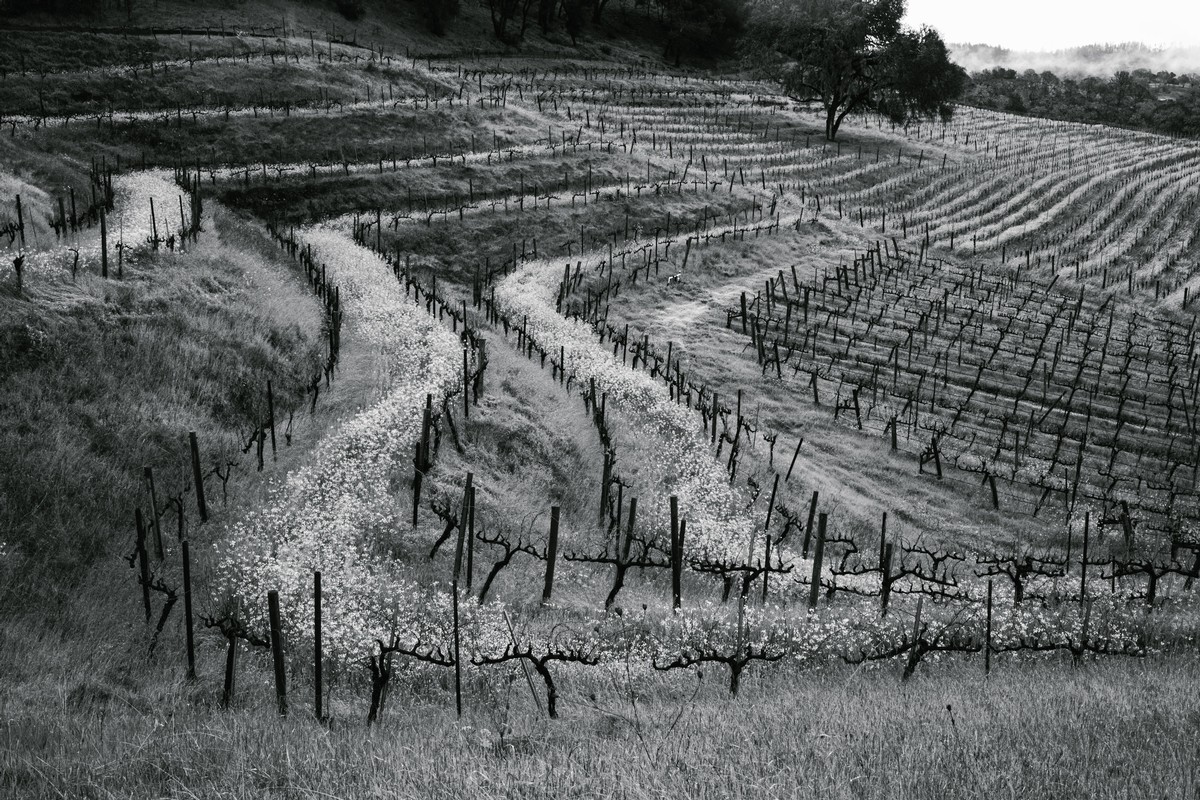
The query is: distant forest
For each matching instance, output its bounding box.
[961,67,1200,137]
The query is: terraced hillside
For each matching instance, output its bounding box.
[2,5,1199,798]
[192,54,1200,546]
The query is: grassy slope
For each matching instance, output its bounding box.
[1,2,1198,798]
[0,203,354,710]
[0,206,327,598]
[3,656,1198,799]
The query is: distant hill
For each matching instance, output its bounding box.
[950,41,1200,78]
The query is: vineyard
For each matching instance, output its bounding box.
[2,4,1200,798]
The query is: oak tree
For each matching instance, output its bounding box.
[748,0,965,140]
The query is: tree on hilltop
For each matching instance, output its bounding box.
[746,0,966,140]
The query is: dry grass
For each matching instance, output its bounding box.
[0,205,326,621]
[0,0,651,64]
[0,55,447,117]
[1,652,1197,799]
[0,29,256,75]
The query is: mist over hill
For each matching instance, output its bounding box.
[950,41,1200,78]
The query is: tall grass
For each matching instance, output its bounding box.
[1,653,1196,799]
[0,206,324,623]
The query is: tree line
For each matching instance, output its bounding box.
[962,67,1200,137]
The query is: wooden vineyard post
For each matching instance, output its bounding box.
[412,442,424,526]
[99,205,109,279]
[135,508,152,622]
[542,506,560,605]
[984,579,993,677]
[266,380,277,461]
[879,512,888,568]
[881,542,894,616]
[55,194,67,237]
[1065,514,1074,565]
[15,194,25,248]
[267,590,287,716]
[903,597,924,679]
[314,570,323,722]
[454,473,473,580]
[711,392,719,444]
[189,432,208,522]
[453,578,463,718]
[466,485,476,590]
[175,491,186,543]
[178,196,187,246]
[1080,511,1089,603]
[670,495,681,610]
[150,197,158,247]
[222,634,237,708]
[786,438,803,481]
[182,540,196,680]
[190,178,201,239]
[1119,500,1134,558]
[413,394,433,525]
[421,393,433,465]
[803,490,818,557]
[255,425,265,473]
[475,339,486,400]
[762,529,772,603]
[144,466,164,560]
[462,348,470,420]
[808,513,827,609]
[599,450,611,523]
[763,474,779,543]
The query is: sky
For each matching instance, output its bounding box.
[902,0,1200,51]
